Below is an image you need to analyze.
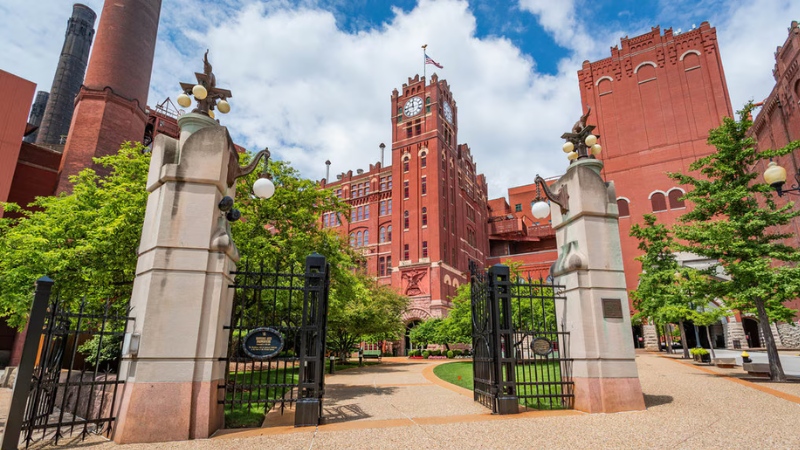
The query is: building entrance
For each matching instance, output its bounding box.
[742,318,761,348]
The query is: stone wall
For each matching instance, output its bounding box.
[777,322,800,349]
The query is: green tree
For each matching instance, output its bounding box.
[327,275,409,360]
[409,318,442,349]
[669,103,800,381]
[438,284,472,344]
[0,143,150,328]
[629,214,694,357]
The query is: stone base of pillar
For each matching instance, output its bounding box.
[725,320,745,349]
[113,379,223,443]
[573,377,647,413]
[643,324,659,352]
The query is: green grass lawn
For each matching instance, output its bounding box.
[433,361,570,410]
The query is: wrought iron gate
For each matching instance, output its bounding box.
[3,277,132,449]
[221,253,329,428]
[469,263,573,414]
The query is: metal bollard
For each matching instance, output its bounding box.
[329,355,335,374]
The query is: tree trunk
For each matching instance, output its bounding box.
[705,325,716,361]
[665,324,673,354]
[678,320,690,359]
[755,297,787,382]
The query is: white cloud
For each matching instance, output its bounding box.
[2,0,798,200]
[148,0,581,198]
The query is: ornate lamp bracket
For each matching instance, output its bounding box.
[535,174,569,214]
[228,147,271,187]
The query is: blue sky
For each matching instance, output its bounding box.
[2,0,799,198]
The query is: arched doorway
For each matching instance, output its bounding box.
[742,318,761,348]
[404,320,421,356]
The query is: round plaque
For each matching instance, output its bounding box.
[242,327,284,360]
[531,337,553,356]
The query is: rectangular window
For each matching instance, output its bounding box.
[351,209,356,222]
[365,185,370,195]
[323,214,329,228]
[422,241,428,258]
[515,203,522,212]
[379,257,386,276]
[404,180,409,199]
[421,176,427,195]
[336,189,342,198]
[388,199,392,214]
[421,154,427,168]
[404,244,410,261]
[380,201,386,216]
[403,160,410,172]
[365,205,370,219]
[386,256,392,273]
[387,176,392,189]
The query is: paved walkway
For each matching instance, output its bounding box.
[2,353,800,449]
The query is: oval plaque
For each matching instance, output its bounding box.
[242,327,284,360]
[531,337,553,356]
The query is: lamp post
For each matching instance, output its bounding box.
[763,160,800,196]
[177,49,232,119]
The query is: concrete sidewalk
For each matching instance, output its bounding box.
[3,353,800,449]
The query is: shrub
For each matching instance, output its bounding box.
[453,350,463,357]
[422,351,431,359]
[689,347,709,356]
[446,350,454,359]
[78,334,122,370]
[431,350,441,357]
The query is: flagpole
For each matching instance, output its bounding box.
[421,44,428,142]
[421,44,427,86]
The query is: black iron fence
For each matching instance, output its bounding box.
[509,275,573,410]
[469,264,573,414]
[2,277,131,449]
[220,253,329,429]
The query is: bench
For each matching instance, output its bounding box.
[362,349,382,360]
[743,363,770,377]
[714,358,736,369]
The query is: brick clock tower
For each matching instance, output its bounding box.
[318,74,489,353]
[389,74,488,325]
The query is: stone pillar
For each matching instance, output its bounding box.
[725,319,745,349]
[113,113,240,443]
[643,324,659,352]
[549,158,645,413]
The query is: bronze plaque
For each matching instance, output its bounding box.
[242,327,284,360]
[531,337,553,356]
[602,298,623,319]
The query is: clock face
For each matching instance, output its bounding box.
[403,96,423,117]
[443,101,453,123]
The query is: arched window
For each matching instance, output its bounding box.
[350,233,356,247]
[617,198,630,217]
[421,153,427,168]
[387,225,392,241]
[404,210,409,229]
[380,226,386,243]
[403,155,410,172]
[650,192,667,212]
[422,207,428,226]
[364,230,369,245]
[668,189,685,209]
[356,231,363,247]
[597,77,612,95]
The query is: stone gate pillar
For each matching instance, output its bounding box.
[643,323,659,352]
[548,158,645,413]
[113,113,240,443]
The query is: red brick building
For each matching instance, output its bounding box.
[486,180,558,280]
[751,21,800,347]
[320,74,489,349]
[576,23,734,309]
